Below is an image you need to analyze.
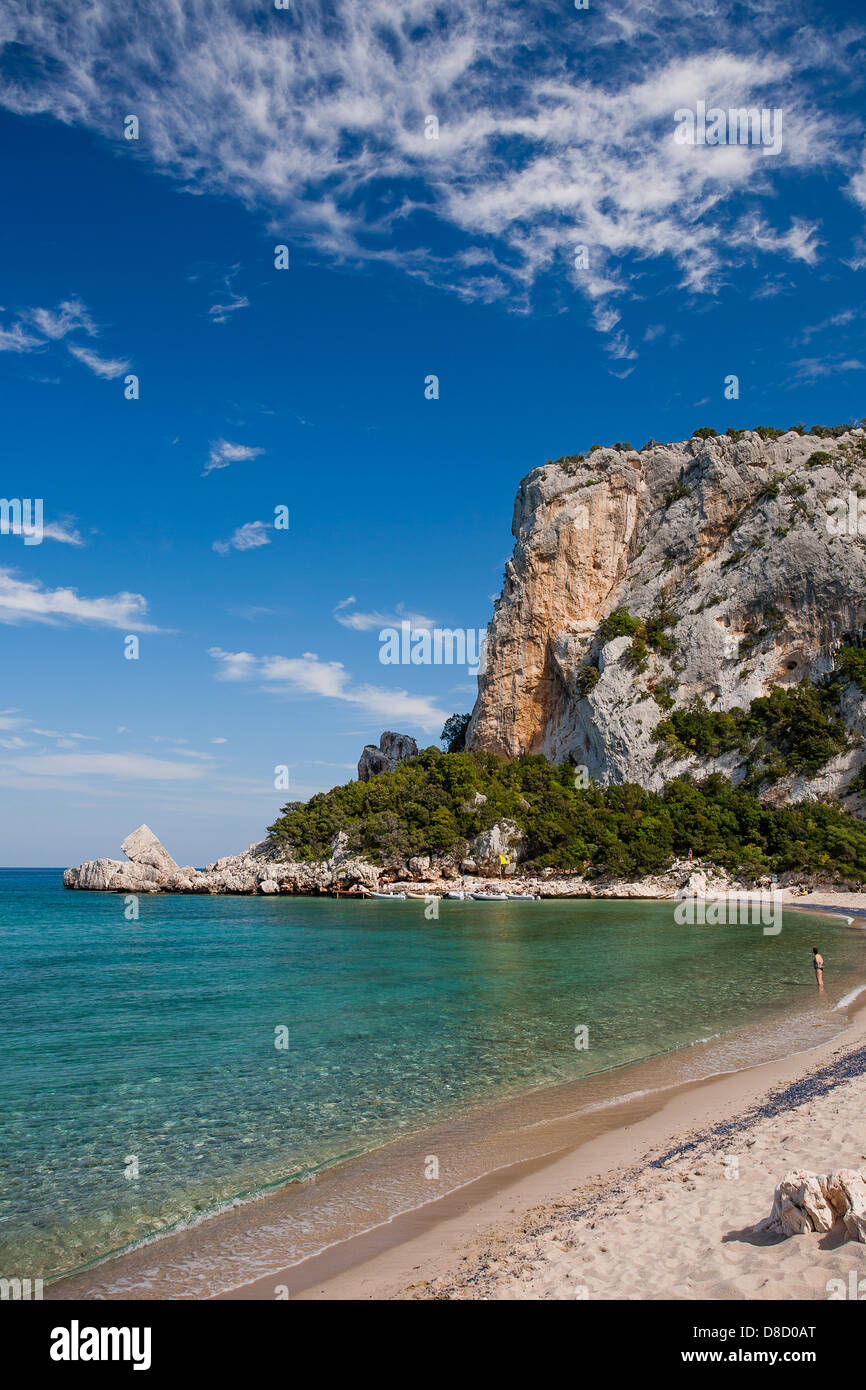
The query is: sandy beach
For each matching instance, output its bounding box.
[284,997,866,1302]
[41,892,865,1303]
[405,1036,866,1301]
[233,894,866,1302]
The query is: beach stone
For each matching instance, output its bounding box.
[825,1169,866,1242]
[757,1169,861,1238]
[121,824,180,875]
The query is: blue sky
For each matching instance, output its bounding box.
[1,0,865,865]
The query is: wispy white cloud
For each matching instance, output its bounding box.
[333,596,436,631]
[30,728,98,741]
[4,752,204,780]
[798,308,858,344]
[209,291,250,324]
[213,520,270,554]
[0,0,861,352]
[0,298,128,377]
[67,342,130,378]
[790,356,866,382]
[209,646,446,731]
[29,298,96,340]
[41,519,85,546]
[0,567,159,630]
[0,317,43,352]
[203,439,264,476]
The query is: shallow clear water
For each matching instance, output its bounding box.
[0,869,863,1280]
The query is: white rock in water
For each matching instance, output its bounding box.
[120,824,180,874]
[64,859,124,890]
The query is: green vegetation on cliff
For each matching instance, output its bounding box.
[269,749,866,882]
[654,679,852,782]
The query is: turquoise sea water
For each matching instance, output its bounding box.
[1,869,863,1281]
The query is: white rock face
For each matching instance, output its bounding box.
[63,859,123,890]
[65,825,383,896]
[468,429,866,802]
[121,825,180,874]
[471,819,525,867]
[757,1168,866,1241]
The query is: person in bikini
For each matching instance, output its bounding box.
[812,946,824,992]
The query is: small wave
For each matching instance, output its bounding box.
[834,983,866,1011]
[579,1088,651,1114]
[43,1148,363,1288]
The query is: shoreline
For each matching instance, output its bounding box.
[44,904,866,1302]
[60,854,866,910]
[232,1000,866,1302]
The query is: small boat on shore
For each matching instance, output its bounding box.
[470,891,539,901]
[445,890,466,900]
[370,891,406,900]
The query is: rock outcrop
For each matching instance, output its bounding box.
[470,819,525,870]
[64,827,381,896]
[756,1168,866,1241]
[467,428,866,803]
[358,731,418,781]
[121,824,180,875]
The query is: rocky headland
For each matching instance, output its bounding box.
[64,426,866,897]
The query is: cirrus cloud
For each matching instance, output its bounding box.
[0,0,863,355]
[203,439,265,476]
[212,520,270,554]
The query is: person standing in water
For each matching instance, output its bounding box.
[812,946,824,991]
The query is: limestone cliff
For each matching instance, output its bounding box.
[467,427,866,804]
